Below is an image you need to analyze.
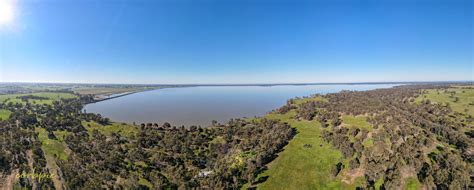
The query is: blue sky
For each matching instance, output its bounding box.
[0,0,472,84]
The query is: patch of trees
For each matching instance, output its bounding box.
[0,121,55,188]
[417,148,470,189]
[56,118,295,189]
[274,104,296,114]
[17,95,49,102]
[0,93,90,189]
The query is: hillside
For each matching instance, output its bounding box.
[252,85,473,189]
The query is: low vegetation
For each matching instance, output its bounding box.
[0,109,11,120]
[256,112,347,189]
[416,87,474,116]
[35,127,70,161]
[82,121,139,137]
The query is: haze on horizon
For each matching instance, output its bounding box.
[0,0,472,84]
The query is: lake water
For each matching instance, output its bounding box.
[84,84,399,127]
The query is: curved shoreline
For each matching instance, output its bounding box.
[83,84,405,127]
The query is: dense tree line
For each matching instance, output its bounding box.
[17,95,50,101]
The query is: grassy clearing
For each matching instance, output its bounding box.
[341,115,372,131]
[374,178,384,189]
[256,111,346,190]
[36,128,70,161]
[362,138,374,148]
[54,130,71,142]
[404,177,421,190]
[0,92,76,105]
[416,88,474,116]
[265,110,297,120]
[0,109,11,120]
[36,128,72,189]
[210,136,226,144]
[83,121,139,137]
[292,96,327,105]
[138,177,153,188]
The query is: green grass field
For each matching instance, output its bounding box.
[36,127,70,160]
[0,109,11,120]
[255,111,351,189]
[405,177,421,190]
[416,87,474,116]
[35,127,72,189]
[341,115,372,131]
[83,121,139,137]
[292,95,327,105]
[0,92,77,105]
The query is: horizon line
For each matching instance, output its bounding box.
[0,80,472,86]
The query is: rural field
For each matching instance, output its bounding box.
[256,111,348,189]
[0,92,77,105]
[416,87,474,116]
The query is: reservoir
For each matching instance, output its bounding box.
[84,84,398,127]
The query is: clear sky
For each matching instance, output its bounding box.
[0,0,472,84]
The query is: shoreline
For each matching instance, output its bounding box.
[91,91,138,103]
[86,82,411,104]
[83,83,404,127]
[89,87,162,103]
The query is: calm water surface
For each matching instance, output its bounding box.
[84,84,398,127]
